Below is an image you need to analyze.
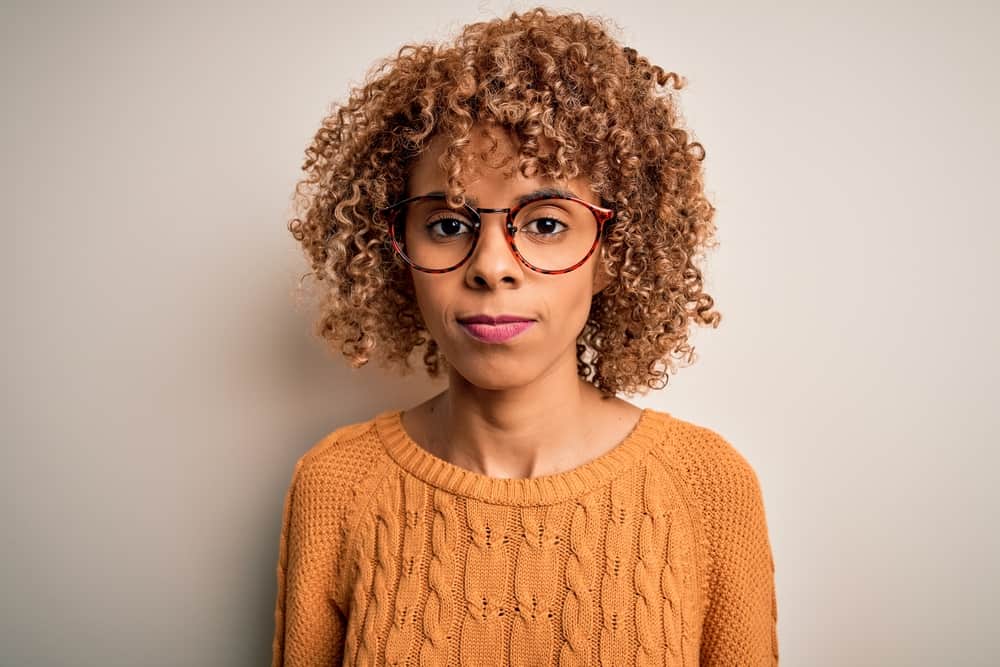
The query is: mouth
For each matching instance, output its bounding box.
[456,314,536,344]
[457,314,536,325]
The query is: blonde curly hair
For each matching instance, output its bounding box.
[288,7,721,397]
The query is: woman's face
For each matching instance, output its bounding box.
[403,124,611,391]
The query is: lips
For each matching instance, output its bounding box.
[457,314,536,325]
[457,314,536,344]
[456,314,537,343]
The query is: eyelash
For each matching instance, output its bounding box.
[425,216,569,235]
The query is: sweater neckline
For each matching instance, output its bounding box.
[373,407,666,506]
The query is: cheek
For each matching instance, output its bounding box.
[409,272,449,334]
[567,261,602,312]
[569,278,598,320]
[538,275,597,335]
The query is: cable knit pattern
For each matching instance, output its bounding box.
[511,503,566,665]
[634,463,668,666]
[384,474,427,665]
[272,408,778,666]
[460,499,510,663]
[558,491,599,666]
[419,489,458,665]
[599,468,637,664]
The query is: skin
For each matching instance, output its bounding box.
[400,123,643,480]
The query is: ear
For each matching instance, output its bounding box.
[592,245,614,295]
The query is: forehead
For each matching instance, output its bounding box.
[411,125,523,179]
[407,124,596,203]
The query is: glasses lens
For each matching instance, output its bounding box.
[511,198,599,271]
[398,197,600,272]
[400,198,477,270]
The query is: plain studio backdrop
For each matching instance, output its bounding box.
[3,1,997,665]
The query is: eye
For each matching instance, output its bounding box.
[426,216,474,239]
[521,217,568,236]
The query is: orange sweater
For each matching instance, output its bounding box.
[271,408,778,666]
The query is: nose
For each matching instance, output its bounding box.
[463,211,523,289]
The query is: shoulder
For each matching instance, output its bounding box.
[649,413,779,662]
[650,410,774,568]
[286,412,390,507]
[296,412,385,472]
[650,410,765,499]
[648,410,772,559]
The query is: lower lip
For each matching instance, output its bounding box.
[459,320,535,343]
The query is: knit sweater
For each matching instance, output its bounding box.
[271,407,778,666]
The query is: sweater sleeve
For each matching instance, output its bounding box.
[271,455,347,667]
[682,427,780,666]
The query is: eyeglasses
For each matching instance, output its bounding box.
[378,192,616,274]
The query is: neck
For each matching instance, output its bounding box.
[427,351,618,479]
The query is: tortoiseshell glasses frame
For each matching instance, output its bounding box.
[377,192,617,275]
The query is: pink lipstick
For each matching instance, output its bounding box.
[457,314,536,344]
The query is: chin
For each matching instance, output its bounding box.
[448,357,538,391]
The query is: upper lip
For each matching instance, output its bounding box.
[457,313,536,324]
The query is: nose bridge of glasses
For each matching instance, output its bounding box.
[470,207,514,249]
[468,206,514,237]
[463,206,519,271]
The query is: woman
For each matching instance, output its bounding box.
[273,7,778,666]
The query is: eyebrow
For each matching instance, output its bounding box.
[418,187,579,207]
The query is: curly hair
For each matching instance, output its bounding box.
[288,7,721,397]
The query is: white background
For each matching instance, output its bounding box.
[3,1,997,665]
